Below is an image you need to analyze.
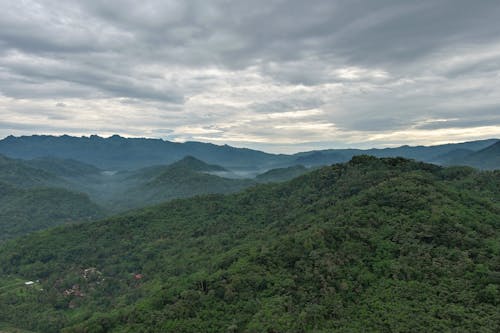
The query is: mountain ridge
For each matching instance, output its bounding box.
[0,135,498,171]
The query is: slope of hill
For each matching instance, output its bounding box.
[0,155,104,240]
[294,151,347,167]
[0,156,498,332]
[110,156,255,211]
[461,141,500,170]
[430,148,475,165]
[292,139,499,168]
[255,165,308,182]
[161,155,227,173]
[25,157,101,177]
[0,182,104,241]
[0,155,62,188]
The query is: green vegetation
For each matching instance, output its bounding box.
[256,165,308,182]
[0,155,62,188]
[0,182,104,240]
[0,155,105,240]
[0,156,498,332]
[25,157,101,177]
[462,141,500,170]
[111,156,255,211]
[0,323,37,333]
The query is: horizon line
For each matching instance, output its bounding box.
[1,133,498,155]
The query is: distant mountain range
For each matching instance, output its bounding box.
[0,135,498,171]
[292,139,500,169]
[0,134,282,170]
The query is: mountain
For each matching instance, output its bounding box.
[255,165,309,182]
[110,156,255,211]
[294,151,348,167]
[0,135,285,170]
[25,157,101,177]
[430,148,475,165]
[164,155,227,173]
[1,135,497,172]
[0,155,104,240]
[0,156,498,332]
[461,141,500,170]
[0,155,62,188]
[362,139,498,161]
[0,182,104,241]
[0,154,258,217]
[292,139,499,168]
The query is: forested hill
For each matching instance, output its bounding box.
[0,182,104,241]
[0,154,63,188]
[0,156,498,332]
[108,156,256,211]
[461,141,500,169]
[0,155,105,240]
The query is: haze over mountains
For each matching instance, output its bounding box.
[0,135,498,171]
[0,134,498,241]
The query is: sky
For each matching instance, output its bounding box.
[0,0,500,153]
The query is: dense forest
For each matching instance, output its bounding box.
[0,182,104,241]
[0,156,104,240]
[0,156,498,332]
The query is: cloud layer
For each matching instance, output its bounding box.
[1,0,499,152]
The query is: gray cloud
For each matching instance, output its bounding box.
[0,0,499,152]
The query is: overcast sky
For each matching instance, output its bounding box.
[1,0,499,152]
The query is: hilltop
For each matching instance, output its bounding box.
[109,156,255,211]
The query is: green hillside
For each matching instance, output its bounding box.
[462,141,500,170]
[256,165,308,182]
[0,155,62,188]
[109,157,255,211]
[0,182,104,240]
[0,155,104,240]
[25,157,101,178]
[0,157,499,332]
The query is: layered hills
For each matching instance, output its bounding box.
[461,141,500,170]
[0,155,308,239]
[0,155,104,240]
[0,183,104,241]
[0,135,498,171]
[0,135,282,170]
[0,156,498,332]
[107,156,257,211]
